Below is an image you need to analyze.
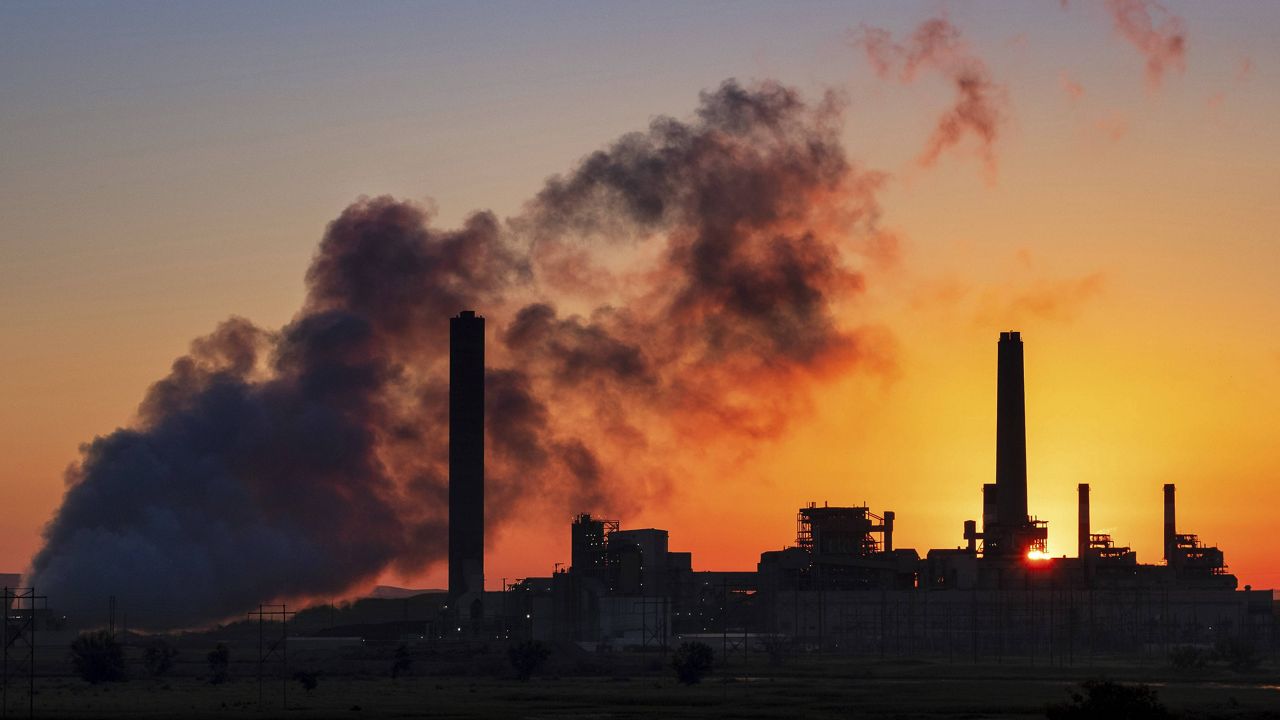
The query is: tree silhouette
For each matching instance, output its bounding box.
[508,640,550,681]
[1046,680,1170,720]
[142,637,178,677]
[671,642,714,685]
[69,630,126,684]
[207,643,230,684]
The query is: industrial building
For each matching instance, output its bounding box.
[447,322,1274,657]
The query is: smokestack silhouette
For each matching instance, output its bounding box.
[1163,483,1176,563]
[450,311,485,600]
[995,331,1028,528]
[1078,483,1090,562]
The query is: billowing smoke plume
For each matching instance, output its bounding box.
[29,80,893,629]
[853,17,1006,178]
[1104,0,1187,88]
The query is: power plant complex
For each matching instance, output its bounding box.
[444,316,1273,657]
[0,312,1273,692]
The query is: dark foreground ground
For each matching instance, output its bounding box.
[12,658,1280,719]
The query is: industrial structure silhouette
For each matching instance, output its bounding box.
[448,310,485,607]
[443,315,1271,655]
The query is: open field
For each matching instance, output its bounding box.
[9,657,1280,719]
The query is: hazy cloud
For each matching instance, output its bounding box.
[1104,0,1188,89]
[852,17,1007,179]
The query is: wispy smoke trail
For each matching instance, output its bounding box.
[852,17,1006,179]
[29,80,894,629]
[1060,73,1086,102]
[1104,0,1187,88]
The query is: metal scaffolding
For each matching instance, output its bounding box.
[2,587,46,720]
[248,603,295,712]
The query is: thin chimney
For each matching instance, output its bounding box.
[1078,483,1090,562]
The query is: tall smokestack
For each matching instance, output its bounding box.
[996,331,1028,528]
[1163,483,1176,563]
[449,310,485,601]
[1078,483,1090,562]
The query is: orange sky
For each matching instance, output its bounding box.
[3,2,1279,599]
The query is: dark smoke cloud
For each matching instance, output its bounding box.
[31,313,409,627]
[527,82,870,364]
[504,304,654,388]
[305,199,526,353]
[852,17,1006,179]
[30,79,894,629]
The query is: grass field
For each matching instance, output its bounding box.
[9,656,1280,719]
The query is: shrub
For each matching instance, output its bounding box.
[142,638,178,677]
[671,641,714,685]
[1168,644,1208,671]
[761,635,789,666]
[1213,637,1260,672]
[69,630,126,684]
[1046,679,1170,720]
[207,643,230,684]
[508,640,550,681]
[293,670,319,692]
[391,643,413,679]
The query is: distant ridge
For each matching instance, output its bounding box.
[365,585,444,600]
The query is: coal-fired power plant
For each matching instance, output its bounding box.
[432,327,1272,658]
[399,321,1276,661]
[448,310,485,604]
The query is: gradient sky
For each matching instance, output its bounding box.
[3,1,1279,594]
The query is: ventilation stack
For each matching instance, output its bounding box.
[981,484,998,537]
[1078,483,1090,562]
[1163,483,1176,564]
[963,520,978,553]
[449,310,485,601]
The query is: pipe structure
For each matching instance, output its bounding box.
[981,484,998,537]
[1078,483,1090,562]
